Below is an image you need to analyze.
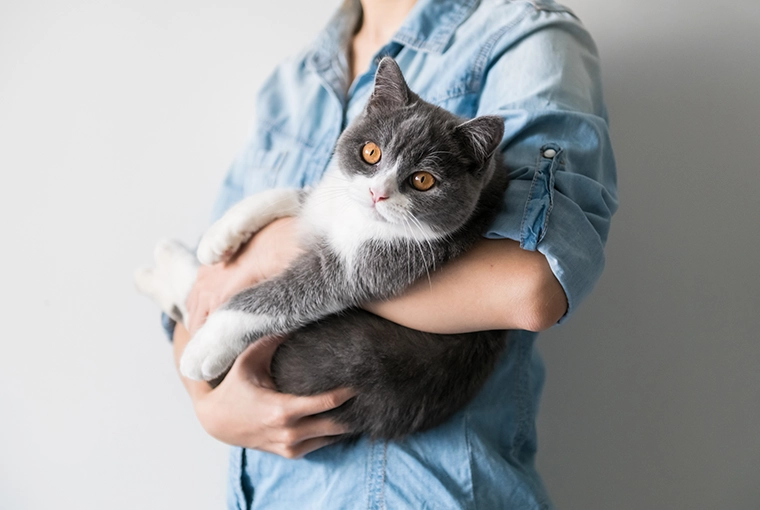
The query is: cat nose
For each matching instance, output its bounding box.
[370,188,388,203]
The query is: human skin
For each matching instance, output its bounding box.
[173,323,355,459]
[175,0,568,459]
[178,218,566,458]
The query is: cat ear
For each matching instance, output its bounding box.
[366,57,410,112]
[454,115,505,164]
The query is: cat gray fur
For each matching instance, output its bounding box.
[221,58,508,440]
[143,58,510,440]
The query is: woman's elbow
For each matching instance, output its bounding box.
[517,268,568,333]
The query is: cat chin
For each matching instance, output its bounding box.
[345,194,397,225]
[369,205,395,224]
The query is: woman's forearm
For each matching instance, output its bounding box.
[364,239,567,334]
[172,323,213,403]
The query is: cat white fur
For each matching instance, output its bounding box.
[136,162,441,379]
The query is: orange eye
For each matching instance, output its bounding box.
[410,171,436,191]
[361,142,382,164]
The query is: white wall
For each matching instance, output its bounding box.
[0,1,338,508]
[535,1,760,509]
[0,1,757,509]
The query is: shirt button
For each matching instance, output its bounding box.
[543,148,557,159]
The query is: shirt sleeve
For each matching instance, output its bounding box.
[161,312,176,342]
[479,14,619,322]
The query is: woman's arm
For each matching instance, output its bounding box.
[365,238,567,334]
[178,218,356,458]
[186,217,566,339]
[177,213,564,458]
[173,321,355,459]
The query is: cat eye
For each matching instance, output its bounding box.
[410,171,436,191]
[361,142,382,165]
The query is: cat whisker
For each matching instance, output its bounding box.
[325,174,352,183]
[400,217,414,285]
[403,214,433,289]
[407,214,437,274]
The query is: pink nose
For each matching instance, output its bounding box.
[370,188,388,203]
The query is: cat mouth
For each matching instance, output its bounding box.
[371,206,390,222]
[370,204,398,224]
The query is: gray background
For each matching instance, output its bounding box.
[0,0,757,509]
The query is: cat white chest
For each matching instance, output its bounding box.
[300,167,412,265]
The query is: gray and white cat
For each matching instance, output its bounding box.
[136,58,509,440]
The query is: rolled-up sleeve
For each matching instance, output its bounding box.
[480,15,618,321]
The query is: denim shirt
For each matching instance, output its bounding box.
[199,0,618,508]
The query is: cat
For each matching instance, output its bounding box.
[135,57,509,440]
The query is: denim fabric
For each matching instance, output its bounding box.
[203,0,617,508]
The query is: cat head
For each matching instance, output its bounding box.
[335,57,504,235]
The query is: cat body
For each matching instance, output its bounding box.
[136,58,509,440]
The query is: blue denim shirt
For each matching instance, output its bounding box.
[194,0,617,508]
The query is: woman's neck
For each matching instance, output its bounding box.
[356,0,417,46]
[349,0,417,83]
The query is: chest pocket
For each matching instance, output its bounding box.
[241,148,287,194]
[242,127,324,195]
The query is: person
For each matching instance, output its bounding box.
[164,0,618,507]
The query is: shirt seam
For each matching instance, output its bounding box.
[392,0,479,53]
[470,3,533,97]
[425,4,532,106]
[511,336,530,459]
[257,119,314,149]
[520,144,562,250]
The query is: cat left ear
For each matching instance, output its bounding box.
[366,57,411,112]
[455,115,505,164]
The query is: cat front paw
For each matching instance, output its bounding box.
[196,216,253,266]
[180,310,268,380]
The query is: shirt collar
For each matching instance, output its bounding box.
[392,0,479,53]
[307,0,479,71]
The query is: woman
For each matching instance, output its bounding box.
[167,0,617,507]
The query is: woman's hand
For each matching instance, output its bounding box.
[186,216,303,335]
[177,217,353,458]
[174,323,355,459]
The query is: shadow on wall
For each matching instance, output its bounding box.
[535,18,760,510]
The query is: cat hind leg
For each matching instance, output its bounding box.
[135,239,199,328]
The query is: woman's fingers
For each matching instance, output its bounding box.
[237,335,287,368]
[232,335,287,390]
[288,415,353,442]
[195,334,355,458]
[284,386,357,420]
[277,434,345,460]
[264,415,350,453]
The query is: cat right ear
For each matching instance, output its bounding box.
[366,57,410,113]
[455,115,505,165]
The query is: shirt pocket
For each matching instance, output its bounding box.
[243,125,322,195]
[241,147,288,194]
